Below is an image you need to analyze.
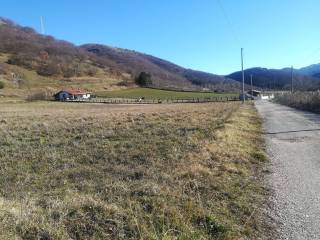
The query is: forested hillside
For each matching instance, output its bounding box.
[0,17,241,95]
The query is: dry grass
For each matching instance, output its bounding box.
[0,102,268,239]
[0,53,122,99]
[274,91,320,113]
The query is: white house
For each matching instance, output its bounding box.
[54,89,92,101]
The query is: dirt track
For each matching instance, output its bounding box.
[256,100,320,239]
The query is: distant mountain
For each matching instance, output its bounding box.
[227,67,320,91]
[296,64,320,78]
[0,17,240,92]
[312,72,320,78]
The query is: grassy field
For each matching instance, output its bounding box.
[97,88,239,100]
[0,101,268,239]
[274,91,320,113]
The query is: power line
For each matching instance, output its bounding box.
[40,16,45,35]
[216,0,241,46]
[303,47,320,64]
[241,48,245,103]
[250,74,253,94]
[292,47,320,68]
[291,66,294,93]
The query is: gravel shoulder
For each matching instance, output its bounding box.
[255,100,320,240]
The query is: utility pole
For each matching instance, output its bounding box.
[241,48,245,103]
[250,74,253,95]
[40,16,45,35]
[291,66,293,93]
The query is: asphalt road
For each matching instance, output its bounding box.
[255,100,320,240]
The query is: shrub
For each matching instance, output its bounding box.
[0,81,4,89]
[7,53,36,69]
[86,66,98,76]
[135,72,152,87]
[0,63,7,74]
[37,63,62,76]
[116,80,130,87]
[62,67,75,78]
[26,91,47,101]
[274,91,320,113]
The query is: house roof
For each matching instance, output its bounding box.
[57,89,91,96]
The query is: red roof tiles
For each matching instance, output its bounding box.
[61,89,91,95]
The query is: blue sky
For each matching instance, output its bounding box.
[2,0,320,74]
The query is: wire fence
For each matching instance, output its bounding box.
[62,96,240,104]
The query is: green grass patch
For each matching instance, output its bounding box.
[97,87,239,99]
[251,151,268,163]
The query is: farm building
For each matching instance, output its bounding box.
[54,89,92,101]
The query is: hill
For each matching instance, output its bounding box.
[227,67,320,91]
[81,44,241,91]
[296,63,320,78]
[0,17,241,96]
